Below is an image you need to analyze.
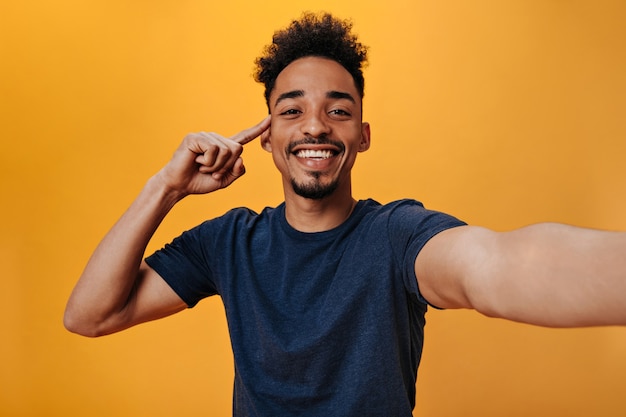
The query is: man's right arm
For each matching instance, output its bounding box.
[63,177,188,337]
[64,117,271,337]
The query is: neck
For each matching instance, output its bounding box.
[283,187,357,233]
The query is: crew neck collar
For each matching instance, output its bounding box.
[277,199,372,240]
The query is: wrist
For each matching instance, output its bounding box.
[145,172,188,209]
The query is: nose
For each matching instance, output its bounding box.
[300,111,331,138]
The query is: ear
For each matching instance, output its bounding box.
[260,127,272,152]
[358,122,371,152]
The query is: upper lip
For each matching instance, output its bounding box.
[287,137,345,156]
[291,143,342,154]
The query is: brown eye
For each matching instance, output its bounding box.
[280,109,300,115]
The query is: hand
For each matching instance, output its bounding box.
[156,116,271,198]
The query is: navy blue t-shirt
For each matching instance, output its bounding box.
[146,199,465,416]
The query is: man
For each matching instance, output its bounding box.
[65,12,626,416]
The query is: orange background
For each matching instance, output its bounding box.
[2,1,625,416]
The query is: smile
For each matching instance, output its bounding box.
[295,149,335,159]
[286,136,345,161]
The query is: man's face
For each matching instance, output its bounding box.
[261,56,370,200]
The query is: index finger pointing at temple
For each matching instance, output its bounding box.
[231,115,271,145]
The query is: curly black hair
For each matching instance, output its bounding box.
[254,12,369,106]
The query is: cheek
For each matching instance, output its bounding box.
[271,148,289,171]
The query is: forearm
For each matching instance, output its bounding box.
[472,223,626,327]
[64,118,269,336]
[64,174,183,335]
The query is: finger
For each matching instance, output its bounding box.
[215,157,246,183]
[190,135,241,180]
[194,140,221,167]
[211,145,242,178]
[193,132,233,162]
[231,115,271,145]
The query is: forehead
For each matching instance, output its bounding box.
[270,57,360,106]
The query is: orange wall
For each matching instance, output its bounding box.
[2,1,625,416]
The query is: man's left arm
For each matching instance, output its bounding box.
[415,223,626,327]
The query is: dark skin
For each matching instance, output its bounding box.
[65,56,626,338]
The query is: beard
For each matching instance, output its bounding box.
[286,134,344,200]
[291,173,339,200]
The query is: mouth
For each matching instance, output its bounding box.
[286,136,345,161]
[294,148,337,160]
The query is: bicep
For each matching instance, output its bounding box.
[415,223,626,326]
[415,225,497,311]
[112,261,188,334]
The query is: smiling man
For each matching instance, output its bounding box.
[260,56,371,230]
[65,12,626,417]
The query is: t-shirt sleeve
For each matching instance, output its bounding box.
[387,199,466,307]
[145,221,218,308]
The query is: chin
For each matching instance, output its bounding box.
[291,178,339,200]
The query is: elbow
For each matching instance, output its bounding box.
[63,304,108,338]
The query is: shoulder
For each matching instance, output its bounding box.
[356,199,425,223]
[197,204,281,231]
[363,198,465,234]
[356,198,466,263]
[415,225,495,309]
[361,198,424,212]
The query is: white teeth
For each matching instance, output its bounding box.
[295,149,333,159]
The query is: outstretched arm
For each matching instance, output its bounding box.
[416,223,626,327]
[64,117,271,337]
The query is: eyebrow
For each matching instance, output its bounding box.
[274,89,356,107]
[327,90,356,103]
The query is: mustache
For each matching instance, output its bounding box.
[286,135,346,155]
